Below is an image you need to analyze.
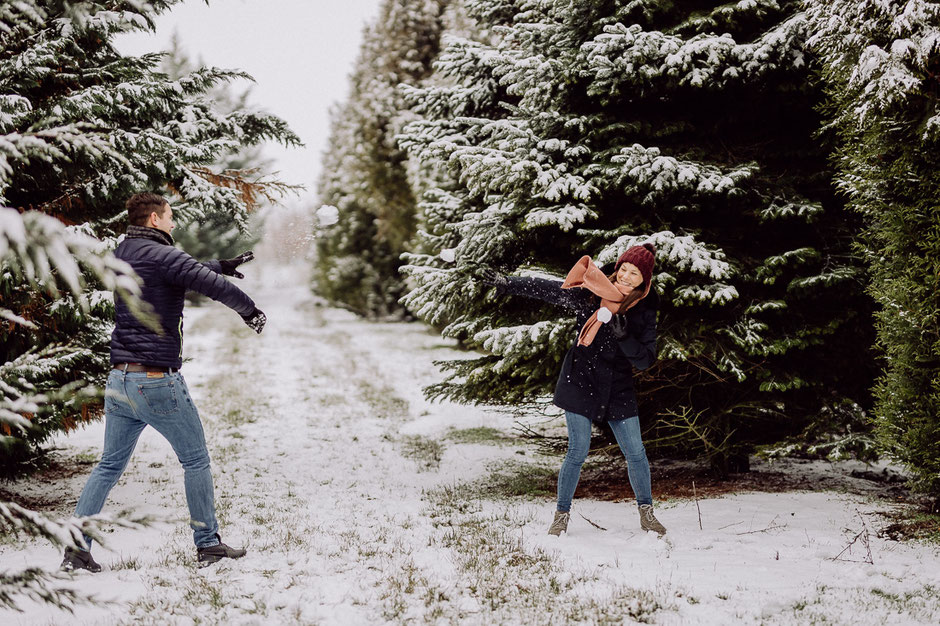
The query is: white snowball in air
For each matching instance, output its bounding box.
[439,248,456,263]
[597,307,612,323]
[316,205,339,226]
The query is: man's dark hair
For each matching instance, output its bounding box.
[126,192,168,227]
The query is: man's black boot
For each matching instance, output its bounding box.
[196,534,246,567]
[61,547,102,573]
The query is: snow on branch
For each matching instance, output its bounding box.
[0,567,91,613]
[0,0,45,38]
[404,115,599,203]
[581,13,809,101]
[806,0,940,130]
[599,143,755,205]
[0,207,145,315]
[0,502,159,612]
[523,203,597,231]
[0,125,131,191]
[592,230,734,281]
[0,501,157,553]
[473,320,571,361]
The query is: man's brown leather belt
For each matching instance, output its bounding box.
[112,363,175,373]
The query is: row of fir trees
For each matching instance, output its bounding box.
[314,0,940,498]
[1,0,298,477]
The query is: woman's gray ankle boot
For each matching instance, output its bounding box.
[638,504,666,535]
[548,511,570,536]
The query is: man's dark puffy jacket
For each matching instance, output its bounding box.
[111,227,256,369]
[504,275,657,422]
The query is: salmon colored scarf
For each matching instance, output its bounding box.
[562,255,651,346]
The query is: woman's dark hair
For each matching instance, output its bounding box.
[126,192,168,226]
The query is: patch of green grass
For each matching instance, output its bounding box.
[785,583,938,624]
[357,380,410,419]
[423,482,483,519]
[879,509,940,545]
[446,426,513,445]
[315,392,348,408]
[423,461,557,508]
[870,584,939,612]
[401,435,444,471]
[182,575,225,610]
[380,558,451,621]
[478,460,557,499]
[214,442,241,463]
[221,406,256,427]
[110,554,141,571]
[245,597,268,616]
[74,451,98,464]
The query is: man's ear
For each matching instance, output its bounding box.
[148,211,158,227]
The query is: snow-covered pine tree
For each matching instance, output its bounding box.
[0,0,298,475]
[160,34,265,289]
[399,0,875,472]
[313,0,454,317]
[808,0,940,498]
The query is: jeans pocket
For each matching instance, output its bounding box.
[137,380,179,415]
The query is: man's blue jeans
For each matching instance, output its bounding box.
[556,411,652,512]
[73,369,220,549]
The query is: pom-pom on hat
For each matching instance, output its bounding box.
[615,243,656,286]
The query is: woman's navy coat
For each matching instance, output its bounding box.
[505,276,658,422]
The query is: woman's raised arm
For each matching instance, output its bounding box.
[501,276,586,311]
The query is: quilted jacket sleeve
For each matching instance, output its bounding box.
[160,247,256,316]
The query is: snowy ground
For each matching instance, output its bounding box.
[2,261,939,625]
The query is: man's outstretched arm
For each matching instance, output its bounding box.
[159,247,265,333]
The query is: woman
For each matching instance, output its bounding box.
[482,243,666,536]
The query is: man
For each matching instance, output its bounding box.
[62,192,266,572]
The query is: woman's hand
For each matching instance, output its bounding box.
[609,314,629,339]
[478,267,508,288]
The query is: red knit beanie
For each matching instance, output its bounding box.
[615,243,656,286]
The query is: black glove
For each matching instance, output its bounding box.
[608,314,629,340]
[219,250,255,279]
[242,308,266,334]
[479,267,508,289]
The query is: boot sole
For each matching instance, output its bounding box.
[61,565,102,573]
[197,552,246,567]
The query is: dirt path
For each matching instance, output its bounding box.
[2,262,939,625]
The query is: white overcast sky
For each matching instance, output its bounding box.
[116,0,383,207]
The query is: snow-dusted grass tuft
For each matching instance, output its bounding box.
[445,426,514,445]
[400,435,444,471]
[777,583,940,625]
[109,554,141,571]
[420,480,676,623]
[476,459,558,499]
[356,379,410,419]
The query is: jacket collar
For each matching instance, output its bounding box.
[126,224,174,246]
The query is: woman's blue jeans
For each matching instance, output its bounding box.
[73,369,220,549]
[556,410,652,512]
